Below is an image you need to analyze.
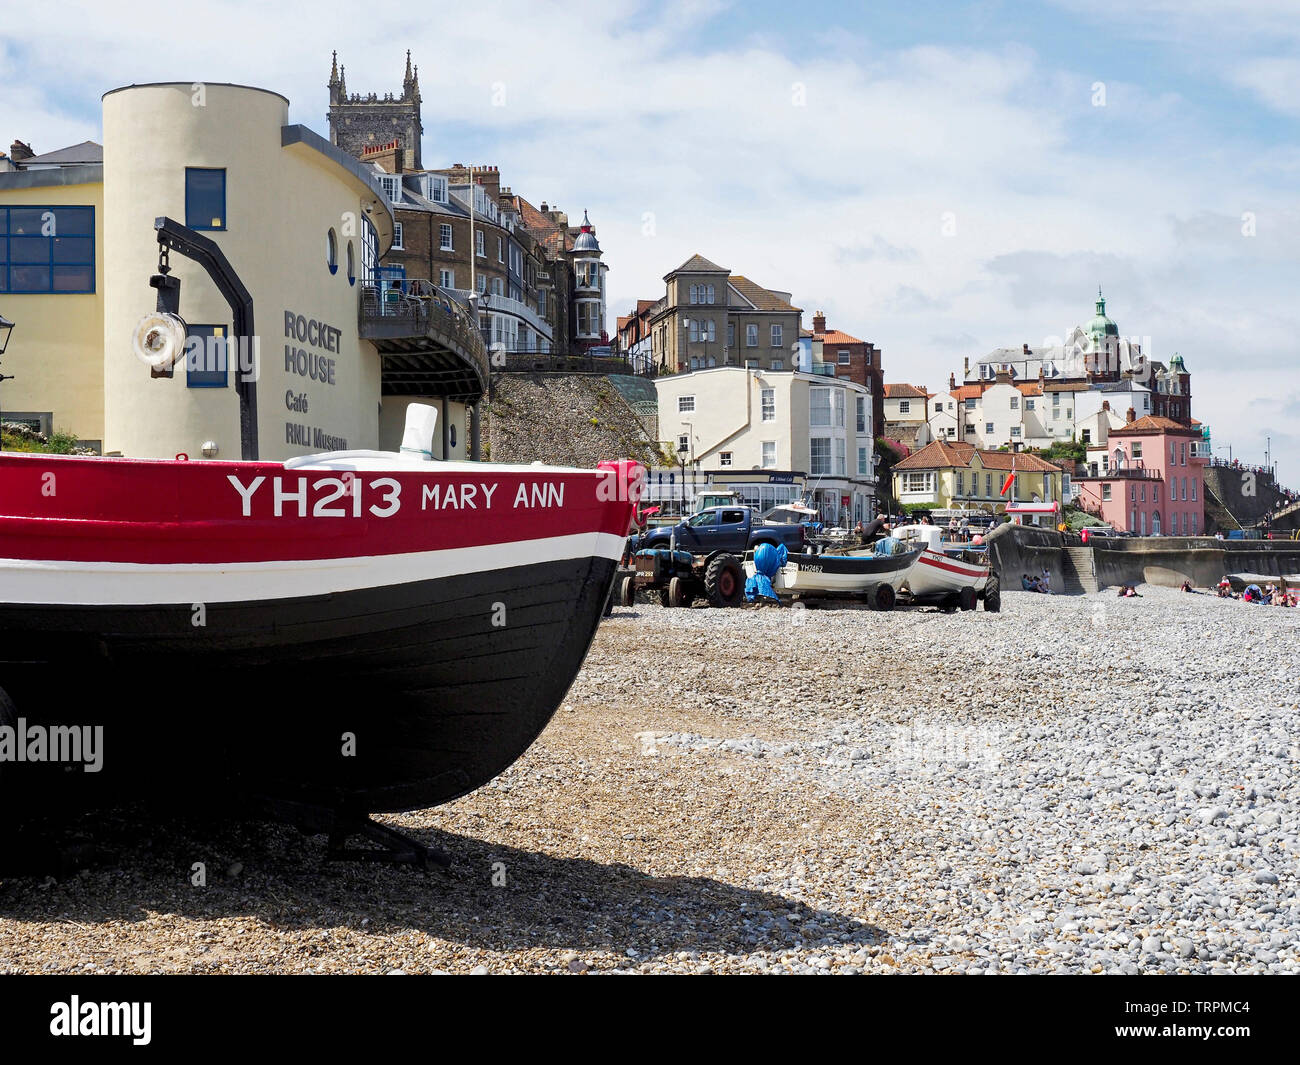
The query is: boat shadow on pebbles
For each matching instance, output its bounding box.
[0,809,890,964]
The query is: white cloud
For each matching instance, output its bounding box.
[1,1,1296,479]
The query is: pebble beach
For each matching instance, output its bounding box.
[1,586,1296,974]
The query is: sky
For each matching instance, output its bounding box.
[2,0,1298,481]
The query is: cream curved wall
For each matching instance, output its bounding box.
[103,83,384,460]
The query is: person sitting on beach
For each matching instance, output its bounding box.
[1216,579,1237,599]
[1180,579,1196,593]
[1118,584,1141,598]
[1021,573,1036,591]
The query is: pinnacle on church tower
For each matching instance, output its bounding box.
[326,51,422,170]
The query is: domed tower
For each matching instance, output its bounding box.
[1162,352,1192,423]
[1087,287,1120,379]
[570,210,606,351]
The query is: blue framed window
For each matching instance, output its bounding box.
[346,240,355,286]
[0,206,95,294]
[327,228,338,275]
[186,324,229,388]
[185,168,226,230]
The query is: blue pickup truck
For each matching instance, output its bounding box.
[637,506,805,555]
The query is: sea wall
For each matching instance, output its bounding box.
[1091,537,1300,588]
[987,524,1300,591]
[984,524,1066,590]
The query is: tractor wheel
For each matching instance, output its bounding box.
[618,575,637,607]
[872,583,896,612]
[657,585,672,608]
[941,594,959,613]
[667,577,687,608]
[983,575,1001,613]
[704,553,745,608]
[958,586,978,611]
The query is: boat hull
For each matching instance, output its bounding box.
[903,549,990,603]
[0,453,640,813]
[746,548,920,597]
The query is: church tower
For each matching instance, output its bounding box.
[327,50,423,171]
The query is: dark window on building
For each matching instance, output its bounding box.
[0,206,95,293]
[186,324,229,388]
[346,241,355,286]
[185,168,226,230]
[327,228,338,274]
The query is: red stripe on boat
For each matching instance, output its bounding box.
[0,456,643,565]
[916,553,987,576]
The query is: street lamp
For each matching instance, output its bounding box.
[0,312,15,453]
[677,438,690,517]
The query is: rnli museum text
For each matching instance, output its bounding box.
[284,309,347,451]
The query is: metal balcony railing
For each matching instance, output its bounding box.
[359,280,489,395]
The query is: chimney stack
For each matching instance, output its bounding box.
[1023,343,1030,355]
[9,139,34,162]
[1102,400,1110,412]
[1126,407,1136,424]
[963,356,969,375]
[812,310,827,335]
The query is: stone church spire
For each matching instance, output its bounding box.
[327,53,422,170]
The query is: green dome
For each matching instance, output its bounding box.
[1088,288,1118,340]
[1169,353,1186,372]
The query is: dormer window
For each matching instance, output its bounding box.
[424,175,448,203]
[379,175,402,205]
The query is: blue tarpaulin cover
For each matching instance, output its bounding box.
[746,542,787,602]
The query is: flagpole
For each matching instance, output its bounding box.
[468,165,476,303]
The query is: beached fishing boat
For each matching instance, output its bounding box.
[893,524,997,610]
[0,412,643,825]
[747,543,921,609]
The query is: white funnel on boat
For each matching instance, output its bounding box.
[400,403,439,460]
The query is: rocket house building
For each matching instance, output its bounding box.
[0,82,487,460]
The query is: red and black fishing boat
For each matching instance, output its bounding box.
[0,217,651,864]
[0,444,643,858]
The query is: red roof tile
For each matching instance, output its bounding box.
[884,383,927,398]
[815,329,865,345]
[893,440,1062,473]
[1112,415,1198,435]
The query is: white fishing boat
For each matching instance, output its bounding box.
[893,524,1000,611]
[746,540,922,609]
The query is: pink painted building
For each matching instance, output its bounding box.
[1075,414,1206,535]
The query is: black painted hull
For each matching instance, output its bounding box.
[0,555,617,812]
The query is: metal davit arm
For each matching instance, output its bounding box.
[153,216,259,461]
